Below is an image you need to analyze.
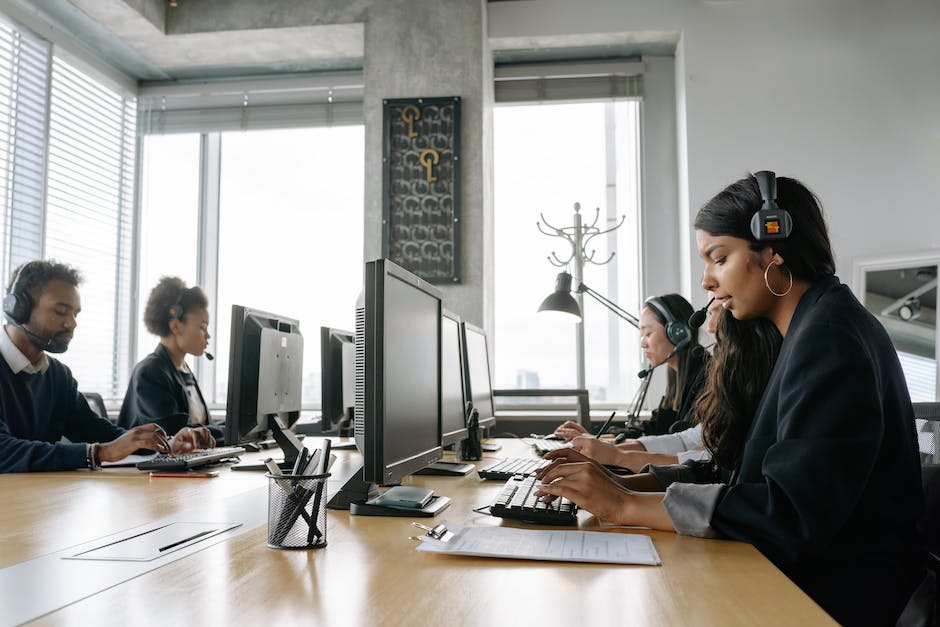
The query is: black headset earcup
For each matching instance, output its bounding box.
[751,170,793,241]
[665,321,691,347]
[3,291,29,324]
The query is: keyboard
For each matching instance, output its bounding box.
[488,475,578,525]
[532,438,570,456]
[136,446,246,471]
[478,457,550,480]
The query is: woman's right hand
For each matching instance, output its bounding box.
[97,424,171,462]
[553,420,588,441]
[569,436,629,466]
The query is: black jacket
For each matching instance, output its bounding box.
[711,275,926,625]
[118,344,222,441]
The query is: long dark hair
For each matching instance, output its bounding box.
[693,172,834,470]
[695,311,782,471]
[693,173,835,283]
[644,293,702,413]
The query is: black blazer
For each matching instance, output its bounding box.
[712,275,926,625]
[118,344,222,441]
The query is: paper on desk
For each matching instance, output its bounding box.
[416,525,661,565]
[100,453,158,468]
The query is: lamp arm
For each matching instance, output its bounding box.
[577,282,640,328]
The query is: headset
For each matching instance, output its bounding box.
[2,261,38,325]
[167,298,186,322]
[750,170,793,241]
[644,296,692,348]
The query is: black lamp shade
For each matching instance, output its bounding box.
[538,272,582,321]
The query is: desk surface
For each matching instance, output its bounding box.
[1,439,833,626]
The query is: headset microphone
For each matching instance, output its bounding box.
[204,351,214,361]
[688,297,716,330]
[637,337,691,379]
[15,321,69,354]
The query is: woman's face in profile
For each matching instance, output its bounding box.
[175,307,211,357]
[639,306,672,366]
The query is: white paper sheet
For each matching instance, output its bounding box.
[416,525,661,565]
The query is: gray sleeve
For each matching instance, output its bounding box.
[663,482,726,538]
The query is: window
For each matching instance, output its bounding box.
[494,101,641,405]
[43,56,137,398]
[211,126,365,406]
[136,134,201,363]
[0,16,49,282]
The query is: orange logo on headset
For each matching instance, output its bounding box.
[764,220,780,234]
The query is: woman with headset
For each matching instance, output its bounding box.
[536,172,928,625]
[119,277,219,446]
[553,293,710,471]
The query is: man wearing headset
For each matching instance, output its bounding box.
[0,259,210,473]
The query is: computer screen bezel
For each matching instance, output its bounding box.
[460,320,496,430]
[319,326,355,435]
[357,258,443,485]
[441,309,469,447]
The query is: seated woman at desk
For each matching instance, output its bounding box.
[119,277,218,447]
[537,172,928,625]
[553,293,710,472]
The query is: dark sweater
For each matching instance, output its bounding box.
[0,355,124,473]
[118,344,221,441]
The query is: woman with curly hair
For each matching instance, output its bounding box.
[119,276,218,446]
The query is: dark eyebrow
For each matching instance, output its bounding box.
[702,244,726,258]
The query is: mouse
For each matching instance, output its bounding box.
[242,442,261,452]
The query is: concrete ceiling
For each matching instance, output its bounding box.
[9,0,367,82]
[7,0,677,84]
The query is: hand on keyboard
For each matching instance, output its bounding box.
[171,426,217,452]
[488,475,578,525]
[534,448,633,526]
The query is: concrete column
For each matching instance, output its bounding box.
[363,0,493,332]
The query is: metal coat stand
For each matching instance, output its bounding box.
[538,202,625,389]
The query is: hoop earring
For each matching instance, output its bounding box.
[764,262,793,297]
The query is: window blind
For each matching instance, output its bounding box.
[494,60,644,103]
[44,56,136,397]
[0,16,49,285]
[139,74,364,134]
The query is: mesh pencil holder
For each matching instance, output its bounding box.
[266,472,330,549]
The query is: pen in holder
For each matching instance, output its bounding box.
[266,472,331,549]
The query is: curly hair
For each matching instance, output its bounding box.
[7,259,83,304]
[143,276,209,337]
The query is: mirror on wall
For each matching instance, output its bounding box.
[855,255,939,402]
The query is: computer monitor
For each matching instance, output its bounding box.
[329,259,446,514]
[441,309,469,447]
[461,321,496,430]
[319,326,355,436]
[225,305,305,470]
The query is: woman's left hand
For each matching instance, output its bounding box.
[170,426,216,453]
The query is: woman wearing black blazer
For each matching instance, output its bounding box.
[537,172,928,624]
[119,277,218,446]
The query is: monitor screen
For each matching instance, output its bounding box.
[320,326,355,435]
[462,321,495,429]
[224,305,304,463]
[441,309,468,446]
[355,259,442,486]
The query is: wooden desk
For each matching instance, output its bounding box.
[0,439,833,626]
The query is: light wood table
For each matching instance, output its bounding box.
[0,439,833,626]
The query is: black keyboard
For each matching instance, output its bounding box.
[478,457,550,480]
[488,475,578,525]
[532,439,570,456]
[136,446,246,471]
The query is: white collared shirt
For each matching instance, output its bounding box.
[0,325,50,374]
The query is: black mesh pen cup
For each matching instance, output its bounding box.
[266,472,330,549]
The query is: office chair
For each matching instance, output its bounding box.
[911,402,940,625]
[82,392,110,422]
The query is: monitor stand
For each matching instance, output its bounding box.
[327,465,451,517]
[231,415,304,472]
[413,461,475,476]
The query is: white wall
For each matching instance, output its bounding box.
[489,0,940,304]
